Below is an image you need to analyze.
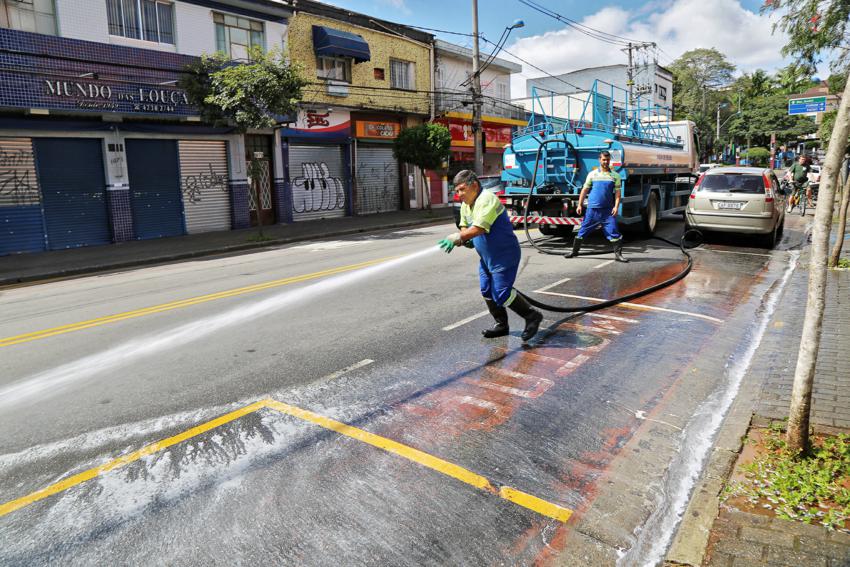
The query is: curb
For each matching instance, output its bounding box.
[0,216,453,287]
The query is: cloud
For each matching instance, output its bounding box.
[504,0,799,97]
[379,0,411,15]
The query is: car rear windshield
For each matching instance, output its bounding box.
[700,173,765,193]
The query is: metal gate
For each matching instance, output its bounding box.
[245,134,275,226]
[178,140,230,234]
[288,144,347,221]
[127,139,184,239]
[0,137,45,255]
[355,145,399,214]
[35,138,110,250]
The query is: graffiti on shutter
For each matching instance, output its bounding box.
[179,140,231,234]
[0,138,39,207]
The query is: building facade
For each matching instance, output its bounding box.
[284,1,433,215]
[0,0,291,256]
[432,39,525,202]
[523,63,673,111]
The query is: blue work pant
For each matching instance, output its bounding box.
[577,207,621,241]
[479,259,519,307]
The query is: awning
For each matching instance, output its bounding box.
[312,25,370,63]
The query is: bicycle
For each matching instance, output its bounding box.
[784,180,807,216]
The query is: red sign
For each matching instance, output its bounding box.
[436,118,513,148]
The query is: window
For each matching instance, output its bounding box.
[106,0,173,43]
[497,82,508,101]
[657,84,667,101]
[317,56,351,82]
[214,12,264,60]
[0,0,57,35]
[390,59,414,90]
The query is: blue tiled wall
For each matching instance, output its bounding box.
[106,188,134,242]
[229,180,250,229]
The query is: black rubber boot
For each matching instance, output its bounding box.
[482,299,509,338]
[507,293,544,342]
[613,239,629,263]
[566,237,583,258]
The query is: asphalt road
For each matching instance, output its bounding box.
[0,214,809,565]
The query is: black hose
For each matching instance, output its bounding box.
[517,231,702,313]
[515,134,701,313]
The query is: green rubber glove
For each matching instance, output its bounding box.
[437,238,456,253]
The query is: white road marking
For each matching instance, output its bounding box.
[693,248,774,258]
[322,359,375,381]
[592,260,615,269]
[534,276,573,293]
[536,291,724,323]
[442,310,490,331]
[587,313,639,324]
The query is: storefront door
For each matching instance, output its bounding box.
[126,139,185,240]
[355,144,399,214]
[245,135,275,226]
[35,138,110,250]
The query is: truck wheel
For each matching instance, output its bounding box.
[539,223,555,236]
[641,192,659,236]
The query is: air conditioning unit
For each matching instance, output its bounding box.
[327,80,349,97]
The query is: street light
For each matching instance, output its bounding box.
[469,13,525,175]
[716,102,729,142]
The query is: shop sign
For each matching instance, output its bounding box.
[43,79,191,113]
[292,109,351,133]
[355,121,400,139]
[438,118,513,148]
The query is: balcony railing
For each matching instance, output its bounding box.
[435,91,527,121]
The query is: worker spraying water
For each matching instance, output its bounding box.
[438,170,543,342]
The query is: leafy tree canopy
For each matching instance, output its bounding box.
[727,91,817,146]
[180,47,307,131]
[763,0,850,72]
[392,123,451,170]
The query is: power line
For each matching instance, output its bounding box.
[517,0,647,47]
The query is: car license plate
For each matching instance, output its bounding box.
[717,201,744,210]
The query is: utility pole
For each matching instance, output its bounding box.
[716,105,721,144]
[625,42,634,101]
[470,0,483,175]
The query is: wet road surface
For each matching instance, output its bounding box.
[0,214,809,565]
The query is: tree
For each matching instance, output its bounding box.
[180,47,306,236]
[393,123,451,210]
[764,0,850,453]
[670,49,736,158]
[773,63,815,94]
[764,0,850,72]
[740,147,770,166]
[820,108,850,266]
[179,47,307,131]
[727,92,817,147]
[786,72,850,453]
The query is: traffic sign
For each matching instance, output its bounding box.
[788,96,827,115]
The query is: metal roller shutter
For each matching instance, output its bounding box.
[289,144,347,222]
[127,139,184,239]
[355,145,399,214]
[0,137,45,255]
[178,140,231,234]
[35,138,110,250]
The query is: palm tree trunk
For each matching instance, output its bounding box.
[786,72,850,453]
[828,169,850,267]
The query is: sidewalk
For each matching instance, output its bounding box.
[667,245,850,566]
[0,208,454,287]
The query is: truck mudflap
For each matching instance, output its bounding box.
[509,216,583,225]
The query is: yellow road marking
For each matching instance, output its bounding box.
[0,400,267,518]
[263,400,494,491]
[0,257,395,347]
[0,398,574,524]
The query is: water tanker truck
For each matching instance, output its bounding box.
[501,81,698,238]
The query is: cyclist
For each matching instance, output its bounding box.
[784,155,812,207]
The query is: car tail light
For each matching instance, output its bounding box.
[690,173,705,199]
[762,174,774,203]
[452,192,461,203]
[575,128,583,135]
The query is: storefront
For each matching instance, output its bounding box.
[434,112,525,193]
[0,28,245,256]
[352,115,401,215]
[280,108,352,222]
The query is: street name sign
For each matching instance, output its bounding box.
[788,96,827,115]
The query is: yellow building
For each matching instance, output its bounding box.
[281,1,435,216]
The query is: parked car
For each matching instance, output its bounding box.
[450,175,506,227]
[685,167,786,247]
[808,164,821,189]
[698,163,721,173]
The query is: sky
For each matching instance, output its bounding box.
[320,0,835,96]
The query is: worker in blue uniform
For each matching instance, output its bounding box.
[438,170,543,342]
[567,150,629,262]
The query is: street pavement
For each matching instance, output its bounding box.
[0,213,804,565]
